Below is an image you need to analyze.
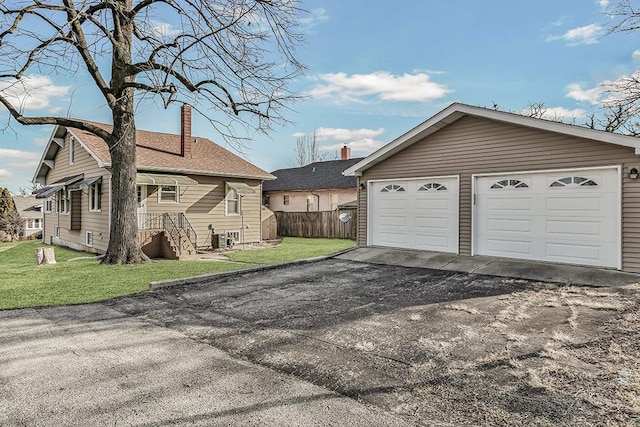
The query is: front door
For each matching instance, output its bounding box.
[137,185,147,229]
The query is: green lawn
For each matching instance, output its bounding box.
[0,237,354,309]
[227,237,354,264]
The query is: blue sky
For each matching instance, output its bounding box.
[0,0,638,193]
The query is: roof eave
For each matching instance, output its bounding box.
[131,165,275,181]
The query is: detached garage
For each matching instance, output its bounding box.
[344,103,640,272]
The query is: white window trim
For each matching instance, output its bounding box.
[85,231,93,247]
[283,194,290,206]
[69,137,75,165]
[58,190,70,215]
[158,185,179,204]
[44,198,52,213]
[55,226,60,238]
[225,230,241,244]
[88,181,102,212]
[225,185,240,216]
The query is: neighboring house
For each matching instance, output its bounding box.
[263,146,363,212]
[345,102,640,273]
[33,106,274,259]
[12,195,43,238]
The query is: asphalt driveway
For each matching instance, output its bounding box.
[3,257,639,426]
[108,258,640,426]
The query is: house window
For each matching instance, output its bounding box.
[226,186,240,215]
[490,179,529,189]
[380,184,405,192]
[550,176,598,188]
[44,198,52,213]
[86,231,93,247]
[55,226,60,238]
[34,218,41,229]
[57,190,70,214]
[89,180,102,211]
[226,230,240,244]
[419,183,448,191]
[69,137,75,165]
[306,195,315,212]
[283,195,290,205]
[158,185,178,203]
[26,219,33,229]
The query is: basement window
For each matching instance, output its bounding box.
[86,231,93,247]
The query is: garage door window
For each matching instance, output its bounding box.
[490,179,529,189]
[418,183,447,191]
[380,184,405,192]
[550,176,598,188]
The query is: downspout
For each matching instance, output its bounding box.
[311,192,320,212]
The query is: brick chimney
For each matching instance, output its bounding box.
[341,145,351,160]
[180,104,192,158]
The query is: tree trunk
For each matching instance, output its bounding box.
[102,113,148,264]
[101,0,148,264]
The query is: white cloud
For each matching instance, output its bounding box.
[293,127,386,155]
[0,75,69,111]
[321,138,383,154]
[308,71,451,104]
[547,24,603,45]
[520,106,587,121]
[151,21,182,38]
[7,160,38,170]
[565,82,603,104]
[34,137,49,147]
[315,127,385,142]
[299,8,328,28]
[633,50,640,60]
[0,148,41,160]
[597,0,609,8]
[0,169,14,179]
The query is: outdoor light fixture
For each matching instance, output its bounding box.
[359,183,366,190]
[630,167,639,180]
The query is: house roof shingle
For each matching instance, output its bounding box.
[34,121,274,182]
[263,158,363,192]
[12,195,42,219]
[71,122,274,180]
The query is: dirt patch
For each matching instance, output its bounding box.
[108,260,640,426]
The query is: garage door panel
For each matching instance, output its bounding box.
[415,198,451,212]
[378,215,407,227]
[545,241,602,262]
[415,234,450,250]
[486,239,532,255]
[476,168,620,268]
[370,177,458,253]
[416,216,450,230]
[546,197,601,212]
[545,220,601,237]
[488,218,532,233]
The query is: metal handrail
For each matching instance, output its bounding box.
[138,212,198,253]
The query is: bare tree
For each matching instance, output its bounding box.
[0,1,305,263]
[293,130,328,166]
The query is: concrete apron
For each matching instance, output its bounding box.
[336,246,640,287]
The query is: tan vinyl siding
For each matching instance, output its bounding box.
[359,115,640,272]
[142,176,262,247]
[43,134,110,253]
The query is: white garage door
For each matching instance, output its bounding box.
[475,168,620,268]
[370,177,458,253]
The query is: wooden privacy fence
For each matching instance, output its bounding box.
[275,209,357,240]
